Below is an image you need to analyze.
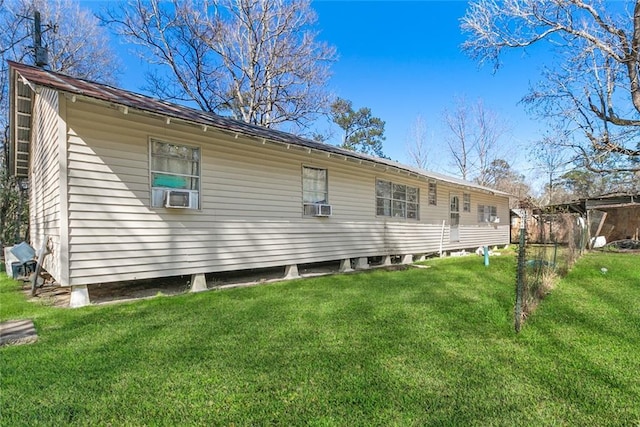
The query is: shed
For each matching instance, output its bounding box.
[7,61,511,306]
[546,194,640,244]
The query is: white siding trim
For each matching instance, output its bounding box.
[58,95,70,285]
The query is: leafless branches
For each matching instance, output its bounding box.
[442,97,508,184]
[462,0,640,173]
[405,114,431,170]
[0,0,119,140]
[0,0,119,244]
[103,0,337,130]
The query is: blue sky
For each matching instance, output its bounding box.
[89,0,551,184]
[310,1,547,175]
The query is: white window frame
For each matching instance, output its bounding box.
[477,204,498,223]
[149,138,201,209]
[463,193,471,212]
[302,166,328,216]
[376,179,419,220]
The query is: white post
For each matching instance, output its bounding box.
[355,257,369,270]
[190,273,207,292]
[401,254,413,265]
[69,285,90,308]
[439,219,446,258]
[382,255,392,266]
[339,259,353,273]
[284,264,299,279]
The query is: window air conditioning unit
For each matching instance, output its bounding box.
[304,203,332,217]
[165,190,192,208]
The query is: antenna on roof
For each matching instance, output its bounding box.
[33,11,48,68]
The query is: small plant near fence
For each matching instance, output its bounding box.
[514,200,586,332]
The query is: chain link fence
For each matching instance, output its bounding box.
[514,201,587,332]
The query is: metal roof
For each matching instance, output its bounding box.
[545,193,639,214]
[9,61,510,196]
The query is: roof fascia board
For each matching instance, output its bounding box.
[15,70,37,94]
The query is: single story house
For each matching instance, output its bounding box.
[7,61,510,306]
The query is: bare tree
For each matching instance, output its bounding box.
[0,0,120,245]
[405,114,431,169]
[103,0,337,130]
[442,96,507,183]
[473,99,509,186]
[1,0,119,132]
[530,135,569,205]
[443,97,473,180]
[461,0,640,173]
[2,0,119,89]
[535,130,639,199]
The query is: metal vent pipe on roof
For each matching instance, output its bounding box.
[33,11,49,68]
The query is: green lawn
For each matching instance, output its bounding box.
[1,252,638,426]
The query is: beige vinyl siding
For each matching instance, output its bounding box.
[63,99,509,286]
[418,182,509,250]
[421,182,450,224]
[29,88,62,280]
[444,186,510,250]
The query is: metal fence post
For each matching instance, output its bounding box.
[515,210,526,333]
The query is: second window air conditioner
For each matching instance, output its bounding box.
[304,203,332,217]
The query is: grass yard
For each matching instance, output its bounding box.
[1,252,638,426]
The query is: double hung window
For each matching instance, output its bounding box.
[303,166,328,215]
[463,193,471,212]
[428,183,437,206]
[477,205,498,223]
[376,180,419,219]
[150,139,200,209]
